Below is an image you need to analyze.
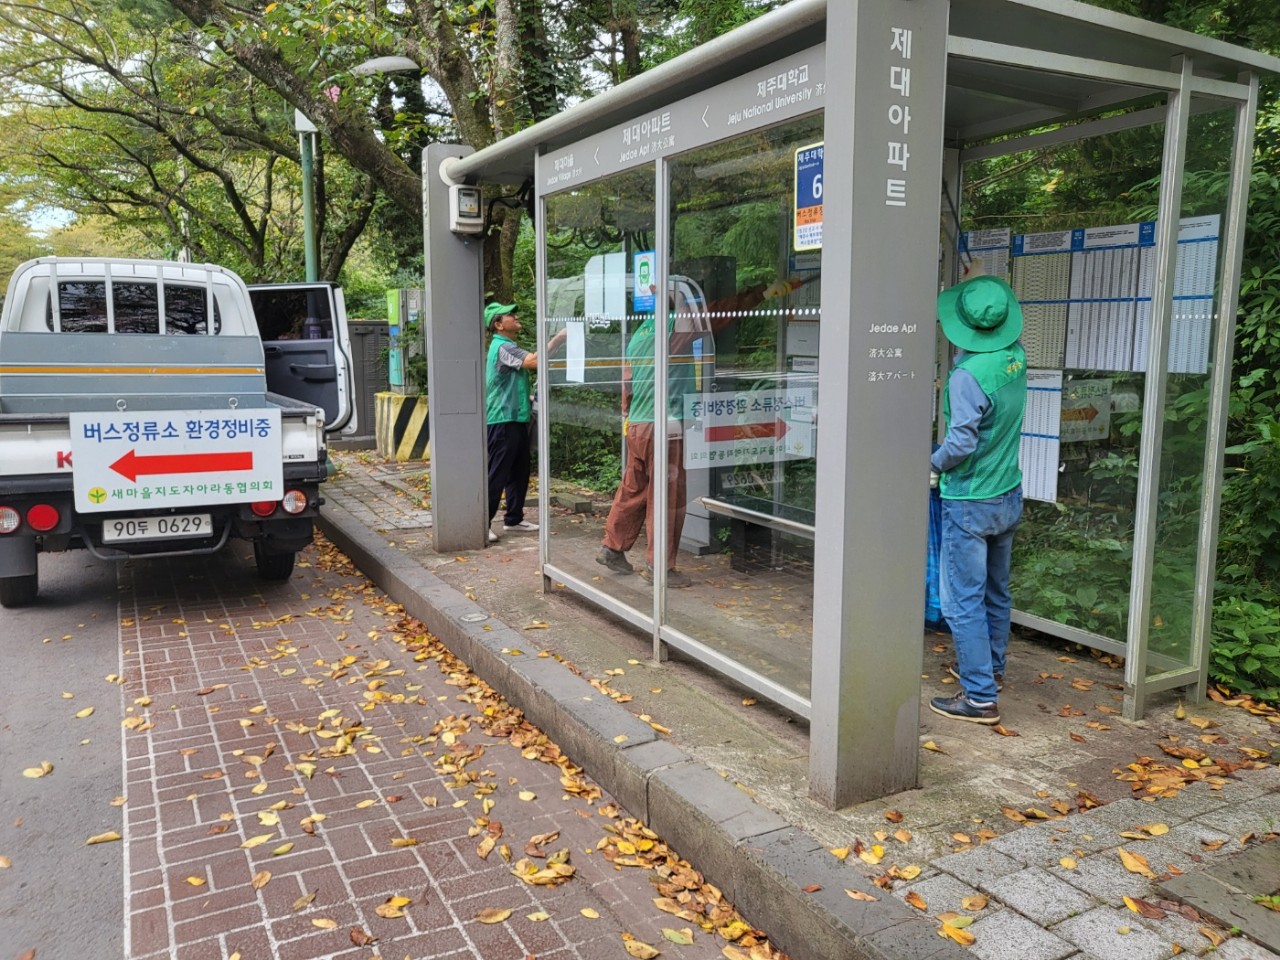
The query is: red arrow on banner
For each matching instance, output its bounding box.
[704,419,790,443]
[109,449,254,482]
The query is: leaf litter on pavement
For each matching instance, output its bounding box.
[107,532,791,959]
[102,528,1275,957]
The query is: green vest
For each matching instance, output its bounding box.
[485,334,531,425]
[625,317,694,425]
[941,343,1027,500]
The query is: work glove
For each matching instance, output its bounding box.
[929,470,940,489]
[763,278,803,299]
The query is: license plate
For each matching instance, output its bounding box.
[102,514,213,543]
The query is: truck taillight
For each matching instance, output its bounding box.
[26,504,60,532]
[250,501,277,518]
[0,507,18,534]
[281,489,308,515]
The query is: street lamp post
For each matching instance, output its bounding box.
[295,56,421,282]
[294,110,319,282]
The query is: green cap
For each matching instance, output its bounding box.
[936,275,1023,353]
[484,302,516,328]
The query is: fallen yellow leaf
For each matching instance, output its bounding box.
[623,938,661,959]
[240,834,274,849]
[476,907,512,924]
[311,918,338,929]
[251,870,271,889]
[939,921,976,946]
[581,908,600,919]
[185,876,206,887]
[271,843,294,856]
[22,761,54,779]
[75,707,95,719]
[527,911,551,922]
[846,889,879,902]
[86,831,122,845]
[830,846,851,860]
[905,890,928,911]
[390,838,418,848]
[1060,856,1078,869]
[1118,847,1156,879]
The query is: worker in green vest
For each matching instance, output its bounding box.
[484,302,566,543]
[929,274,1027,726]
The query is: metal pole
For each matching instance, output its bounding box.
[301,131,318,282]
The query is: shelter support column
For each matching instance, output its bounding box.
[423,143,488,552]
[809,0,949,807]
[1124,59,1192,720]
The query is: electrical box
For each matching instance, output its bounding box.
[449,184,484,234]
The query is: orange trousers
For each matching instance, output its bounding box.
[601,421,686,570]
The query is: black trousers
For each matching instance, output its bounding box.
[487,420,531,526]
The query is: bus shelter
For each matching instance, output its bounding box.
[421,0,1280,806]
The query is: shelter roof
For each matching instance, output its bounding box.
[448,0,1280,185]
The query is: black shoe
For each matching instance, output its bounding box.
[596,546,633,575]
[945,662,1003,692]
[929,692,1000,725]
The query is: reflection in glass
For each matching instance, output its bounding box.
[543,167,656,614]
[662,114,824,700]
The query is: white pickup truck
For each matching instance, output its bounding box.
[0,258,357,607]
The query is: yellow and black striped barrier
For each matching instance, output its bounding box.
[375,392,430,462]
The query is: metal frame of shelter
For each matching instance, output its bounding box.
[423,0,1280,807]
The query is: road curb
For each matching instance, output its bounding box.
[317,500,967,960]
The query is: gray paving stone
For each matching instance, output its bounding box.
[1052,905,1176,960]
[1238,765,1280,791]
[1079,798,1184,832]
[984,820,1116,866]
[1211,935,1280,960]
[1139,782,1232,821]
[1195,796,1280,839]
[983,866,1098,925]
[896,872,999,919]
[934,846,1026,888]
[1130,902,1232,955]
[1048,851,1154,904]
[1138,821,1236,874]
[966,910,1077,960]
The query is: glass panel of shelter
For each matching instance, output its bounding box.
[539,114,824,709]
[964,96,1238,689]
[1146,98,1236,679]
[660,114,824,704]
[542,167,656,621]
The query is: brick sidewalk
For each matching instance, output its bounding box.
[117,544,775,960]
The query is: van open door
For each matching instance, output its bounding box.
[248,282,357,436]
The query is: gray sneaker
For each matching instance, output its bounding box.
[596,546,633,574]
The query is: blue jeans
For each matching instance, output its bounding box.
[940,486,1023,703]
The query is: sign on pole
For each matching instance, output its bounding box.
[794,141,824,251]
[70,410,284,512]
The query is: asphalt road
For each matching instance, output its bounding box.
[0,551,124,960]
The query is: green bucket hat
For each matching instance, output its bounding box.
[936,275,1023,353]
[483,302,516,328]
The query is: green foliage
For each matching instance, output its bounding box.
[1211,597,1280,700]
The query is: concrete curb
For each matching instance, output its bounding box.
[318,500,968,960]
